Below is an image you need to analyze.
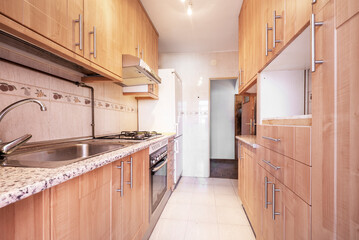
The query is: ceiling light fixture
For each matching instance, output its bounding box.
[180,0,185,3]
[187,2,193,16]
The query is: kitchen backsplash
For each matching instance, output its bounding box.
[0,60,137,143]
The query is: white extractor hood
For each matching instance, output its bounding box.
[121,54,161,86]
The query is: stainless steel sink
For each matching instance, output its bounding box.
[0,140,135,168]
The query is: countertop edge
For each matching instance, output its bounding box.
[236,135,259,149]
[0,134,175,209]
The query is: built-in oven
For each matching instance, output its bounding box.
[150,147,167,214]
[144,138,171,239]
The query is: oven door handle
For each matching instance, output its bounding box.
[152,159,168,172]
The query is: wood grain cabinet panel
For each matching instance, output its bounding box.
[0,0,23,23]
[311,1,336,239]
[294,126,311,166]
[335,0,359,28]
[284,0,311,44]
[84,0,122,77]
[22,0,84,56]
[336,11,359,240]
[0,189,50,240]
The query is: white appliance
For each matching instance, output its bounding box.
[138,69,183,184]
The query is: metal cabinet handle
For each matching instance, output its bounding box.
[262,160,281,170]
[262,136,281,142]
[116,161,124,197]
[272,184,280,220]
[74,14,83,50]
[264,176,273,208]
[90,26,97,58]
[126,157,133,189]
[266,23,273,56]
[311,14,323,72]
[273,10,282,48]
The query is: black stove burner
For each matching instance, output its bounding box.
[99,131,161,141]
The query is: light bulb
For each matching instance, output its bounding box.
[187,3,192,16]
[180,0,185,2]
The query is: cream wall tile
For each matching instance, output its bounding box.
[0,60,138,142]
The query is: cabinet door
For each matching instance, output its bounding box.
[22,0,84,55]
[274,180,311,240]
[79,165,111,240]
[311,1,335,239]
[335,0,359,28]
[272,0,285,55]
[120,0,137,56]
[336,10,359,240]
[0,0,23,23]
[238,7,246,88]
[122,149,148,240]
[284,0,311,44]
[0,189,50,240]
[84,0,122,77]
[112,158,125,240]
[261,168,275,240]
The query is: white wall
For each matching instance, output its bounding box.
[210,79,236,160]
[159,51,238,177]
[258,70,305,123]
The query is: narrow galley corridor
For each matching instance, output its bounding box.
[150,177,255,240]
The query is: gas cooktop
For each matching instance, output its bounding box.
[98,131,161,141]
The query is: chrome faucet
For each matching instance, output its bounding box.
[0,98,47,158]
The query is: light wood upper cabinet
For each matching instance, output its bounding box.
[0,189,50,240]
[84,0,122,77]
[284,0,311,44]
[22,0,84,56]
[335,0,359,28]
[0,0,23,23]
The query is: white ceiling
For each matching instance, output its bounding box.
[140,0,243,53]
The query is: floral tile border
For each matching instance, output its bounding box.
[0,79,137,113]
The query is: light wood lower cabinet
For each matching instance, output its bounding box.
[260,166,311,240]
[167,137,175,191]
[0,189,50,240]
[51,164,112,240]
[112,148,149,240]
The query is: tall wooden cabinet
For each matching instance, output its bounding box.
[312,0,359,239]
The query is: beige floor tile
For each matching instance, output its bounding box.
[217,206,249,225]
[150,219,188,240]
[184,221,220,240]
[189,204,218,223]
[214,194,242,208]
[218,224,255,240]
[208,178,233,186]
[195,177,212,185]
[161,203,191,221]
[192,183,214,193]
[191,192,216,206]
[180,177,197,184]
[168,192,193,205]
[213,185,236,196]
[175,183,195,193]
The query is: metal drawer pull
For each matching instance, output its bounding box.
[90,26,97,58]
[262,160,281,170]
[265,23,273,56]
[126,157,133,189]
[273,10,282,48]
[272,184,280,220]
[311,14,323,72]
[312,0,317,4]
[262,136,281,142]
[264,176,273,209]
[116,161,124,196]
[74,14,83,50]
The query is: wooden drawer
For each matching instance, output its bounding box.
[294,126,311,166]
[257,125,295,158]
[258,146,311,205]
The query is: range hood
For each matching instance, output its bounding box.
[121,54,161,86]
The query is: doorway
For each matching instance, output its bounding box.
[209,78,237,178]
